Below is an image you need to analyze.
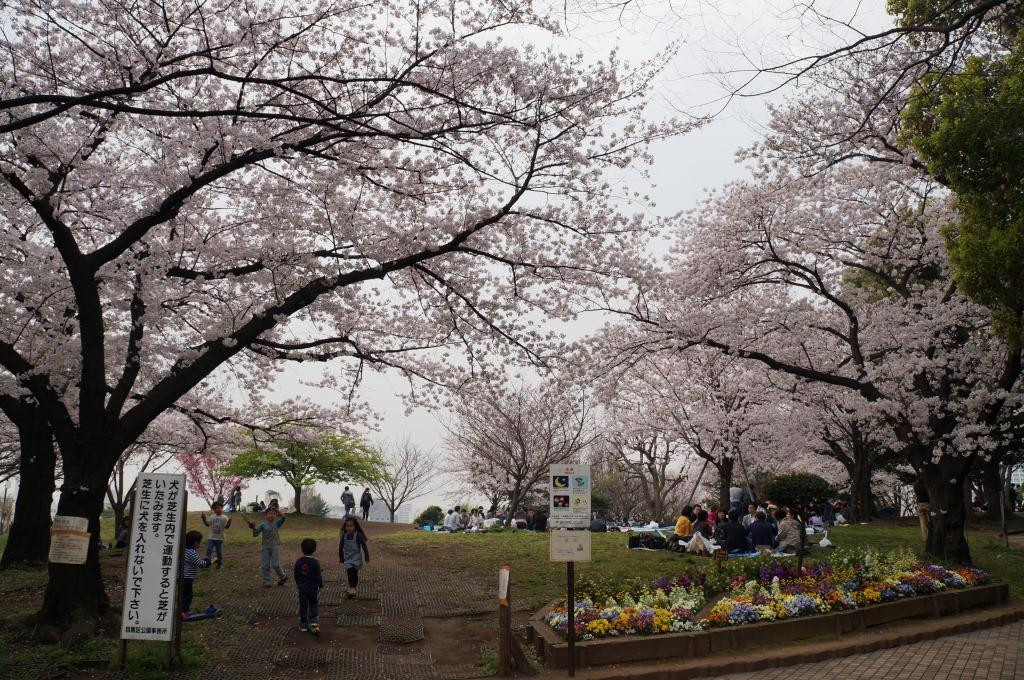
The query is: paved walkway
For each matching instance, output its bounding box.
[717,619,1023,680]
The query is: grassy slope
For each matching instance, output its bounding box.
[377,520,1024,609]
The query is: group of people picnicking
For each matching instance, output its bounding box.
[666,495,847,555]
[433,505,551,532]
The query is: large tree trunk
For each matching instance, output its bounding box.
[979,455,1009,521]
[291,483,303,514]
[921,459,973,564]
[1,413,57,569]
[389,506,396,522]
[38,459,116,644]
[847,458,874,523]
[716,457,734,509]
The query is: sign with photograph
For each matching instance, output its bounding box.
[548,463,591,529]
[549,530,592,561]
[119,473,186,641]
[48,515,90,565]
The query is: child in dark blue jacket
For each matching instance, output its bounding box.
[294,538,324,632]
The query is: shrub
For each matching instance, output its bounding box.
[764,473,833,510]
[304,490,330,517]
[415,505,444,526]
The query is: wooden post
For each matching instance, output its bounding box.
[498,565,512,676]
[567,560,575,678]
[999,490,1009,549]
[167,491,187,669]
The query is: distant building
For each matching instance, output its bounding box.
[327,503,411,523]
[368,503,410,523]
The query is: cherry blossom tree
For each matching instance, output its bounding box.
[445,380,596,524]
[616,138,1021,562]
[0,0,683,634]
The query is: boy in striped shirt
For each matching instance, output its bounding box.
[182,530,217,617]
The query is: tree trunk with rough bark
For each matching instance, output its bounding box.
[979,455,1009,521]
[846,459,874,523]
[921,458,974,564]
[37,458,117,644]
[1,412,56,569]
[291,483,303,514]
[716,457,734,510]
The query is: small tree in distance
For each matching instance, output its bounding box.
[446,380,597,525]
[221,432,386,514]
[369,438,436,523]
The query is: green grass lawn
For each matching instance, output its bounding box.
[377,521,1024,608]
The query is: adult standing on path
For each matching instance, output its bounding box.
[341,486,355,517]
[359,488,373,521]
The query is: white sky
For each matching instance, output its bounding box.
[27,1,893,520]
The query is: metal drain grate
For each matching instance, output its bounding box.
[338,612,382,627]
[378,616,425,643]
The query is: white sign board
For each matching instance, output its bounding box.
[550,530,592,562]
[120,473,186,641]
[549,463,591,528]
[48,515,90,565]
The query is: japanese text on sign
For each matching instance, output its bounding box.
[549,530,592,561]
[119,472,186,641]
[49,515,90,565]
[548,464,591,529]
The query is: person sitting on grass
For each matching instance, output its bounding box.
[775,508,802,553]
[691,510,712,539]
[748,511,776,551]
[669,505,693,550]
[722,509,750,554]
[115,517,130,548]
[181,530,216,618]
[742,504,758,529]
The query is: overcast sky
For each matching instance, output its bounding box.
[232,1,894,519]
[18,1,895,520]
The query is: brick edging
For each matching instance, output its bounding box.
[563,603,1024,680]
[529,583,1012,670]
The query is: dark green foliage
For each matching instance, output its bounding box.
[764,473,834,509]
[414,505,444,526]
[902,31,1024,345]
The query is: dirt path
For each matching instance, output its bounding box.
[105,519,501,679]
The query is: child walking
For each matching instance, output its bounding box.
[201,500,231,568]
[248,507,287,587]
[182,530,216,617]
[339,516,370,598]
[294,538,323,633]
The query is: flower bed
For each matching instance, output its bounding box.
[543,549,990,640]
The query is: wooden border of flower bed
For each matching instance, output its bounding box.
[527,582,1010,668]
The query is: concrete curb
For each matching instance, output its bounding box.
[530,600,1024,680]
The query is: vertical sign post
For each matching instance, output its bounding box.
[549,464,591,678]
[498,565,512,675]
[117,472,187,669]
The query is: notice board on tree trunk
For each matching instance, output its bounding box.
[119,473,186,641]
[48,515,90,564]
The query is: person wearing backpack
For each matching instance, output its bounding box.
[341,486,356,517]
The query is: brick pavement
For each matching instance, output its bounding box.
[715,619,1023,680]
